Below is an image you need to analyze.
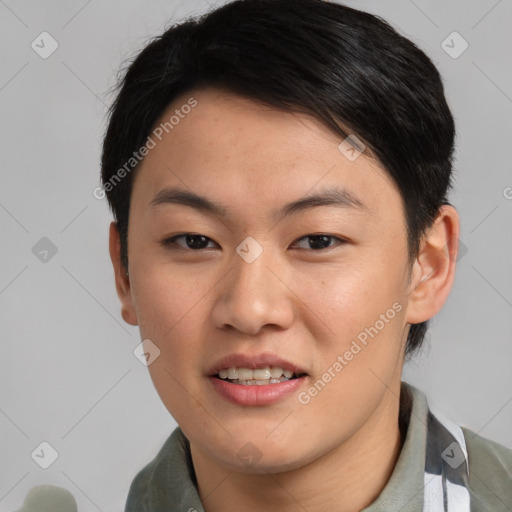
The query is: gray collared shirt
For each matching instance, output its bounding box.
[125,382,512,511]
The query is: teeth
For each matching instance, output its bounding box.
[227,368,238,380]
[238,377,290,385]
[253,367,271,380]
[270,367,283,378]
[217,366,299,383]
[237,368,253,381]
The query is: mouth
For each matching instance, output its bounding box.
[208,353,309,405]
[213,366,308,386]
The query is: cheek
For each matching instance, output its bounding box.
[132,267,210,338]
[292,252,408,390]
[130,269,213,390]
[131,271,213,422]
[294,256,405,337]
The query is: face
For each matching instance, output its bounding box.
[119,87,416,473]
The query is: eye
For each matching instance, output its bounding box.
[291,234,345,250]
[161,233,346,251]
[161,233,217,250]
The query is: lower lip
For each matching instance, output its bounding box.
[209,376,307,406]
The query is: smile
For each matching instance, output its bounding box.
[208,353,309,405]
[215,366,306,385]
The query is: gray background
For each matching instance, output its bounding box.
[1,0,511,510]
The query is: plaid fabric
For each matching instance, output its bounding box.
[423,410,471,511]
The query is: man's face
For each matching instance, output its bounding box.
[124,87,413,472]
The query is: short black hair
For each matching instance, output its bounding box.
[101,0,456,357]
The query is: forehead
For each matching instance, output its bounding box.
[131,88,402,222]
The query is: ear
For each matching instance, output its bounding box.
[108,222,138,326]
[405,205,460,324]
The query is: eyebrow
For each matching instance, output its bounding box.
[149,185,369,220]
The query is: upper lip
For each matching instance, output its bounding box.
[208,352,308,376]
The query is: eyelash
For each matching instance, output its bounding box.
[161,233,347,251]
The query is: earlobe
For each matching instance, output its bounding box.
[405,205,460,325]
[108,222,138,326]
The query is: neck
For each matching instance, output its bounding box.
[190,383,405,512]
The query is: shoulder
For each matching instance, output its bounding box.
[462,427,512,511]
[124,427,193,511]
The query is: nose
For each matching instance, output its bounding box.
[210,244,295,335]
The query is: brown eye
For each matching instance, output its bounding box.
[162,234,217,250]
[291,234,345,250]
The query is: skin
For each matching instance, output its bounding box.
[109,87,459,512]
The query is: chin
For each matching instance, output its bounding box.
[213,435,319,475]
[227,452,313,475]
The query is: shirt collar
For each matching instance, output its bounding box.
[362,381,429,511]
[128,381,431,511]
